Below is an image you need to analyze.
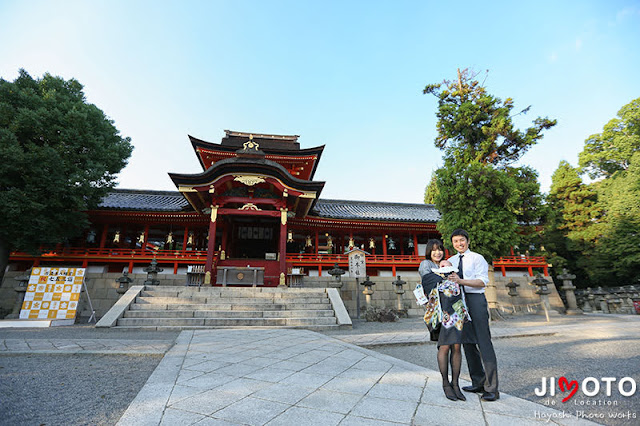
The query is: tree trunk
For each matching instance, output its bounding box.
[0,236,10,288]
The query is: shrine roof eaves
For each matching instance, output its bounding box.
[312,199,440,223]
[97,189,190,211]
[95,190,440,223]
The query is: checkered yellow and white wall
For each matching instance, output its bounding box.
[19,267,85,320]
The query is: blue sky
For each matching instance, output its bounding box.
[1,0,639,202]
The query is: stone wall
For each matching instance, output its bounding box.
[1,269,566,321]
[300,272,566,318]
[0,271,188,320]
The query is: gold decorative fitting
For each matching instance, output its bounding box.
[210,205,218,222]
[242,134,260,151]
[240,203,261,211]
[113,231,121,244]
[166,232,174,244]
[281,208,288,225]
[234,175,266,186]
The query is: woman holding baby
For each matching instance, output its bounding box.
[419,239,474,401]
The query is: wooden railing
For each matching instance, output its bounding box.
[9,248,549,276]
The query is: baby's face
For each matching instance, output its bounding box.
[439,260,452,267]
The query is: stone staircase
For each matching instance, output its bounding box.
[114,286,345,331]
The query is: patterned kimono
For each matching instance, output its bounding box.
[421,272,474,347]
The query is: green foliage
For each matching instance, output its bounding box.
[579,97,640,179]
[587,152,640,285]
[423,171,438,204]
[433,161,518,262]
[424,69,554,261]
[0,69,133,257]
[424,68,556,167]
[543,161,602,286]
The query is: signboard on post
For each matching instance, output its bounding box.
[19,267,85,323]
[347,248,368,278]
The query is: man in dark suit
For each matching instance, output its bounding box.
[447,229,499,401]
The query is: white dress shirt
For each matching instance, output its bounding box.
[448,249,489,294]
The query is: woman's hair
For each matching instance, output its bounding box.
[425,238,445,261]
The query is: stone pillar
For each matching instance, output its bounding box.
[557,269,582,315]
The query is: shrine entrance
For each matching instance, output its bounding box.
[226,217,279,260]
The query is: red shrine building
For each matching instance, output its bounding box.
[8,131,548,285]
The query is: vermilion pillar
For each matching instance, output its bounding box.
[205,206,218,275]
[382,234,387,258]
[279,219,287,278]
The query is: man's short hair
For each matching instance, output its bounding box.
[451,229,470,241]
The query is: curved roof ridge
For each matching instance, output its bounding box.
[317,198,436,208]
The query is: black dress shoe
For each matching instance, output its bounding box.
[462,385,485,393]
[452,385,466,401]
[442,385,458,401]
[481,391,500,401]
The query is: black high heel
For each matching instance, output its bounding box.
[452,384,466,401]
[442,382,458,401]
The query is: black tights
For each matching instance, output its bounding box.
[437,343,462,387]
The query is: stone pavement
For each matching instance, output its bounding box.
[115,328,596,426]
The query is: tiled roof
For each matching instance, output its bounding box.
[98,189,190,211]
[312,199,440,223]
[97,190,440,222]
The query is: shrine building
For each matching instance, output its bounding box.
[8,130,549,285]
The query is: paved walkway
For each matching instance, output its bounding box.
[113,328,594,426]
[0,318,606,425]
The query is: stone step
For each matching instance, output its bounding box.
[116,317,337,327]
[124,309,335,319]
[129,302,332,311]
[141,288,327,298]
[135,296,329,305]
[114,324,343,331]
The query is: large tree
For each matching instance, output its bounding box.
[424,68,556,167]
[543,161,602,286]
[423,69,556,259]
[579,97,640,179]
[431,161,518,262]
[0,70,133,282]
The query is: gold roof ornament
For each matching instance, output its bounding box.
[234,175,266,186]
[243,134,260,151]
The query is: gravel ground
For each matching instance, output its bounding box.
[368,317,640,426]
[0,353,163,426]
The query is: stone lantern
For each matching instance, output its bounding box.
[593,286,608,313]
[556,269,582,315]
[505,279,519,314]
[531,274,553,322]
[143,258,163,286]
[328,263,346,288]
[5,269,31,319]
[115,271,133,296]
[392,276,406,311]
[361,276,375,308]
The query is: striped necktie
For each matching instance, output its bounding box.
[458,254,464,279]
